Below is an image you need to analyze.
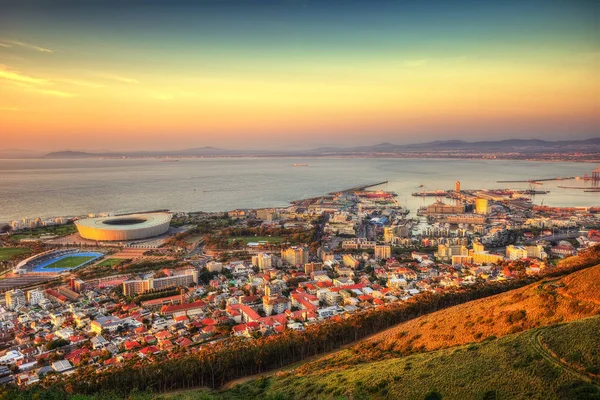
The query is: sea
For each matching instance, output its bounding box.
[0,157,598,223]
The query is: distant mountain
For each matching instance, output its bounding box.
[306,138,600,154]
[36,137,600,159]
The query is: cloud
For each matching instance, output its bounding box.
[58,78,105,88]
[403,59,429,67]
[0,106,19,111]
[0,64,49,85]
[1,40,53,53]
[100,74,139,84]
[33,88,75,98]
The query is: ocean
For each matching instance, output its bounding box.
[0,157,598,222]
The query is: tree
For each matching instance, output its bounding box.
[425,390,443,400]
[0,225,11,234]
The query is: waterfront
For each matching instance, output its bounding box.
[0,157,598,222]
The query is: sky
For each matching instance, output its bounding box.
[0,0,599,151]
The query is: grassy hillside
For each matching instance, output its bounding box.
[163,316,600,400]
[343,264,600,362]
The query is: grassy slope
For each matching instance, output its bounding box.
[351,265,600,358]
[216,317,600,400]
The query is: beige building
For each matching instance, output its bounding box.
[281,246,309,266]
[342,254,360,269]
[304,262,323,275]
[436,244,469,262]
[251,253,273,270]
[123,269,198,296]
[506,245,546,261]
[374,245,391,260]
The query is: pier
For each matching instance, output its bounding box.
[497,177,575,183]
[332,181,389,194]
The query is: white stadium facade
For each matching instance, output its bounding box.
[75,212,172,241]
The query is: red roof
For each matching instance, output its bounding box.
[161,300,206,314]
[124,340,140,350]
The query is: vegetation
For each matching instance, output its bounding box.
[211,317,600,400]
[334,264,600,361]
[226,236,283,245]
[9,223,77,241]
[539,316,600,377]
[0,247,30,262]
[96,258,123,267]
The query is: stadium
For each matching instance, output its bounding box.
[74,212,172,241]
[15,249,103,274]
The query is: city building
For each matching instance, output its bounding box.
[122,269,198,296]
[251,253,273,270]
[26,289,45,306]
[374,245,391,260]
[342,254,360,269]
[304,262,323,275]
[506,245,546,260]
[425,201,465,215]
[475,198,490,215]
[5,289,26,310]
[281,246,309,266]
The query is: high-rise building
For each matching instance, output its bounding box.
[383,227,395,243]
[374,245,391,260]
[26,288,45,306]
[281,246,309,266]
[6,289,26,310]
[455,181,461,192]
[251,253,273,270]
[475,198,489,215]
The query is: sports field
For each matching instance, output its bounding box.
[31,252,103,273]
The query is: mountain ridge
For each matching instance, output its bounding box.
[39,137,600,159]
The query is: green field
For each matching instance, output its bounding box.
[11,224,77,240]
[0,247,30,262]
[158,316,600,400]
[96,258,123,267]
[43,256,96,270]
[227,236,283,244]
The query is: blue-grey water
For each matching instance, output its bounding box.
[0,158,598,222]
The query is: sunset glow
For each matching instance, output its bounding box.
[1,0,598,150]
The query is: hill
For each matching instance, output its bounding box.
[349,264,600,359]
[211,316,600,400]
